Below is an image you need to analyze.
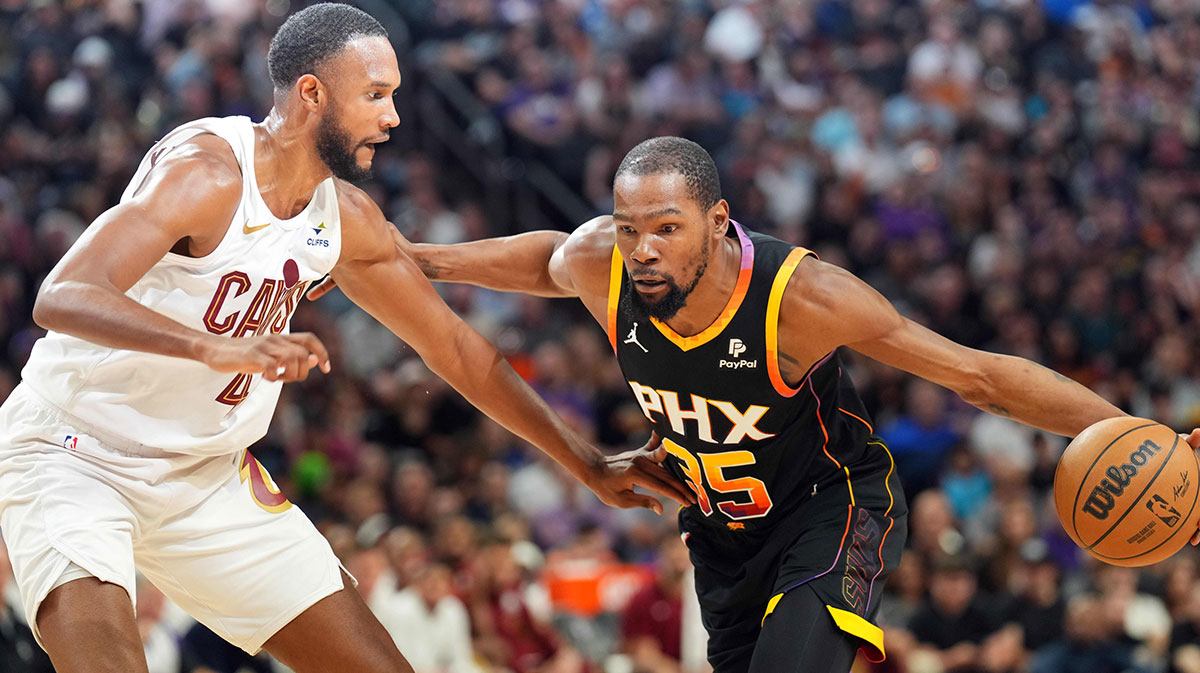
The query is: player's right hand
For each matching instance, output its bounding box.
[200,332,331,382]
[584,432,697,514]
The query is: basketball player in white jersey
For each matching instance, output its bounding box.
[0,5,690,673]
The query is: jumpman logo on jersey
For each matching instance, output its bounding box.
[624,322,648,353]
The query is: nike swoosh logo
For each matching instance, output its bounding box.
[243,221,271,234]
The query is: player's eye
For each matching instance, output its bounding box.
[661,224,678,233]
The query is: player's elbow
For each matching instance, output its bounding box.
[951,353,995,408]
[432,322,496,396]
[32,279,68,331]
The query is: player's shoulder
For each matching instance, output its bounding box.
[780,253,850,316]
[331,178,400,265]
[128,133,242,216]
[332,178,384,225]
[157,133,241,191]
[562,215,618,272]
[778,253,902,348]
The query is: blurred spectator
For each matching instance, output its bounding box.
[880,380,962,495]
[0,540,53,673]
[371,562,482,673]
[1172,581,1200,673]
[908,554,1006,672]
[1031,594,1153,673]
[1009,541,1067,654]
[470,538,576,673]
[135,575,181,673]
[619,536,691,673]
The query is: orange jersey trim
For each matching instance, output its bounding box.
[868,440,897,610]
[649,223,755,352]
[607,244,623,352]
[839,408,874,434]
[766,248,815,396]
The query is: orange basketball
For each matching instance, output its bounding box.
[1054,416,1200,567]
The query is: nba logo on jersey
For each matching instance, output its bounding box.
[62,435,77,450]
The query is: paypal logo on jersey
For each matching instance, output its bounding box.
[306,221,329,247]
[729,338,747,357]
[720,337,757,369]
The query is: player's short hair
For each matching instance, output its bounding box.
[615,136,721,211]
[268,3,387,92]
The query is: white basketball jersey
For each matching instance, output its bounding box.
[21,116,342,456]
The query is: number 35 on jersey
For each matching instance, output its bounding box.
[629,381,775,521]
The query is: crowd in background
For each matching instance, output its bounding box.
[3,0,1200,672]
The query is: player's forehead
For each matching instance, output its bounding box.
[324,35,400,88]
[612,171,701,221]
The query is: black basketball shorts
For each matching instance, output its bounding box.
[680,459,907,673]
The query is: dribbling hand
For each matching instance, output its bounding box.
[1184,429,1200,546]
[201,332,331,382]
[585,432,697,514]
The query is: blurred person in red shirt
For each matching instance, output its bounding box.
[620,536,692,673]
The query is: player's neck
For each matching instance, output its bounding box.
[253,111,332,219]
[660,235,741,336]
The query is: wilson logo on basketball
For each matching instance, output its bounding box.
[1082,439,1163,520]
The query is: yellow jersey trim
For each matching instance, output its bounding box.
[607,245,623,352]
[765,248,815,396]
[826,606,886,663]
[761,592,785,627]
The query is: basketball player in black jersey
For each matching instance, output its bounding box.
[311,136,1200,672]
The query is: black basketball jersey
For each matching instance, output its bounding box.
[608,221,887,536]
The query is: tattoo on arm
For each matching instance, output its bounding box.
[419,258,440,280]
[989,404,1011,417]
[777,350,810,384]
[778,350,806,369]
[1036,362,1074,384]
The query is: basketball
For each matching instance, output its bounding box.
[1054,417,1200,567]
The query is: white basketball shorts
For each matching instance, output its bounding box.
[0,383,348,654]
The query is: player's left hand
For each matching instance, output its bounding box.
[587,432,697,514]
[1183,428,1200,545]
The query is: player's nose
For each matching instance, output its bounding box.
[630,236,659,265]
[382,98,399,129]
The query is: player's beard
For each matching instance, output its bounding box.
[315,106,372,182]
[621,237,709,322]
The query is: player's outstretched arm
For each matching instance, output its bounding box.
[32,136,329,382]
[407,229,575,297]
[308,216,620,302]
[778,258,1126,437]
[331,186,690,511]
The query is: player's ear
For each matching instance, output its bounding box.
[711,199,730,237]
[295,74,324,110]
